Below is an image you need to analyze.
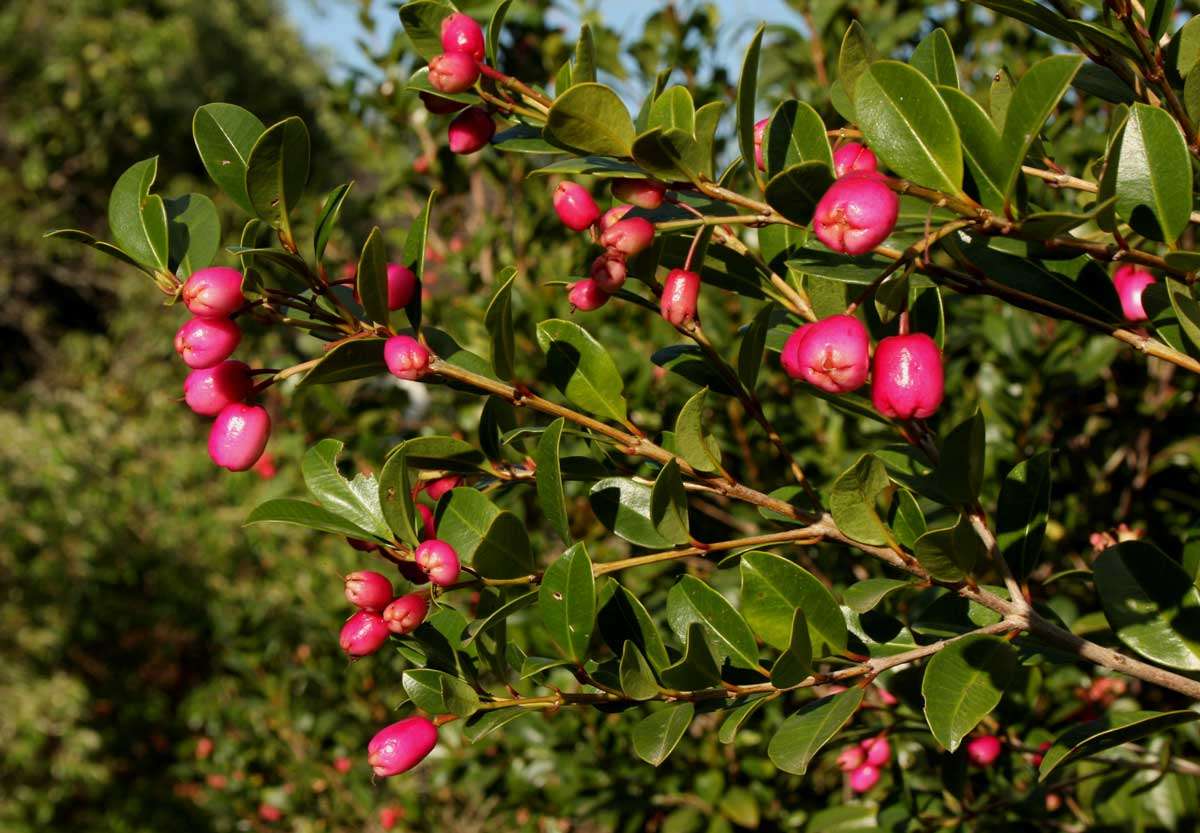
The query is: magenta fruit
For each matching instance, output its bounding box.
[447,107,494,154]
[660,268,700,327]
[344,570,394,612]
[871,333,945,420]
[552,182,601,231]
[427,51,479,94]
[367,716,438,777]
[812,174,899,255]
[182,266,245,318]
[383,593,429,635]
[183,360,251,416]
[832,142,879,178]
[568,279,610,312]
[208,403,271,472]
[781,314,870,394]
[1111,264,1156,322]
[384,335,432,381]
[599,216,655,256]
[339,609,390,657]
[174,316,242,369]
[414,539,461,587]
[611,178,666,210]
[440,12,485,61]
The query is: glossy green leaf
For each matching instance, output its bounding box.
[536,319,627,422]
[738,304,772,392]
[398,436,492,474]
[667,576,762,671]
[437,488,534,579]
[830,454,892,547]
[650,460,690,546]
[998,55,1082,201]
[1094,541,1200,671]
[1169,282,1200,352]
[296,338,387,388]
[164,193,220,277]
[356,226,388,324]
[973,0,1078,43]
[660,622,722,689]
[108,157,168,271]
[301,440,389,539]
[529,157,645,178]
[539,543,595,663]
[544,83,635,157]
[1039,710,1200,781]
[535,418,571,544]
[589,478,682,549]
[377,449,419,547]
[485,0,512,66]
[938,86,1007,212]
[837,21,877,108]
[937,410,985,505]
[997,451,1052,578]
[402,191,435,331]
[571,23,596,86]
[740,551,847,656]
[1114,103,1193,243]
[890,488,927,549]
[922,634,1018,751]
[911,28,958,87]
[653,344,739,395]
[647,86,695,134]
[855,61,962,194]
[764,100,833,180]
[913,516,984,582]
[245,117,310,231]
[599,584,671,671]
[619,642,660,700]
[402,669,479,717]
[463,706,529,743]
[718,695,770,744]
[485,267,517,380]
[768,688,865,775]
[244,499,375,540]
[633,703,694,766]
[314,181,353,263]
[674,387,722,474]
[843,578,913,614]
[43,229,152,275]
[770,609,813,687]
[764,162,836,226]
[192,103,266,216]
[398,0,455,60]
[737,25,766,186]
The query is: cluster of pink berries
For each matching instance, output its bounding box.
[422,13,495,154]
[781,313,944,419]
[836,733,892,793]
[174,267,272,471]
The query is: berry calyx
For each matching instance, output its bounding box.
[781,314,870,393]
[386,263,418,311]
[568,279,610,312]
[599,216,655,256]
[848,764,881,793]
[871,333,945,419]
[182,267,245,318]
[344,570,394,612]
[753,117,769,171]
[427,52,479,94]
[447,107,495,154]
[174,316,242,369]
[1112,264,1156,322]
[860,735,892,767]
[384,335,432,381]
[660,268,700,327]
[966,735,1003,767]
[383,593,429,635]
[367,716,438,777]
[440,12,485,61]
[611,178,666,210]
[833,142,879,178]
[414,539,461,586]
[183,360,252,416]
[339,609,390,657]
[552,182,601,231]
[589,250,627,293]
[813,174,899,255]
[208,403,271,471]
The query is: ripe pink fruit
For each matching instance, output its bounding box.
[967,735,1003,767]
[753,117,768,171]
[183,360,251,416]
[384,335,432,381]
[590,251,627,293]
[386,263,418,311]
[599,217,655,256]
[367,716,438,777]
[414,539,461,587]
[427,51,479,94]
[416,503,437,540]
[871,333,945,420]
[568,279,610,311]
[833,142,879,178]
[781,314,870,393]
[611,178,666,209]
[440,12,485,61]
[660,268,700,327]
[1112,264,1156,322]
[344,570,394,611]
[419,91,464,115]
[448,106,494,154]
[813,174,899,255]
[383,593,429,635]
[848,764,880,793]
[780,323,813,378]
[553,182,601,231]
[424,475,461,501]
[182,267,245,318]
[333,755,352,774]
[208,403,271,471]
[339,609,390,657]
[174,316,241,369]
[597,204,632,232]
[860,735,892,767]
[379,807,404,830]
[836,745,865,771]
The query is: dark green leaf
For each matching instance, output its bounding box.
[536,319,628,422]
[633,703,695,766]
[770,608,813,687]
[674,387,722,473]
[843,578,913,614]
[485,267,517,380]
[108,157,168,271]
[244,499,375,539]
[650,460,690,546]
[192,103,265,215]
[539,543,596,662]
[1039,710,1200,781]
[620,643,660,700]
[314,181,353,263]
[660,622,723,688]
[535,418,572,545]
[402,192,435,331]
[997,451,1052,578]
[463,706,529,742]
[922,634,1018,751]
[165,193,220,277]
[911,28,958,87]
[544,83,635,157]
[937,409,985,505]
[837,21,877,109]
[356,226,389,324]
[296,338,386,388]
[301,440,389,539]
[398,436,492,475]
[738,304,772,391]
[764,162,836,226]
[245,117,310,231]
[1114,103,1193,243]
[718,695,769,744]
[913,516,984,582]
[402,669,479,717]
[377,449,419,547]
[437,488,535,578]
[938,86,1007,212]
[398,0,455,60]
[667,576,762,671]
[740,551,847,656]
[997,55,1082,201]
[737,25,766,187]
[830,454,892,547]
[768,688,865,775]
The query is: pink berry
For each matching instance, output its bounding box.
[183,360,251,416]
[661,268,700,327]
[780,323,813,378]
[597,205,632,232]
[384,335,431,381]
[174,317,241,369]
[860,735,892,767]
[383,593,429,635]
[568,279,610,312]
[414,539,461,587]
[599,217,655,256]
[440,12,485,61]
[966,735,1003,767]
[427,51,479,94]
[379,807,403,830]
[611,178,666,210]
[424,475,461,501]
[590,251,627,293]
[833,142,879,178]
[386,264,417,311]
[419,92,465,115]
[339,609,390,657]
[753,117,769,171]
[1112,264,1156,322]
[552,182,601,231]
[258,803,282,823]
[836,745,865,772]
[367,716,438,777]
[871,333,945,420]
[848,764,881,793]
[813,174,899,255]
[333,756,352,774]
[447,107,494,154]
[208,403,271,472]
[344,570,394,611]
[182,267,245,318]
[416,503,437,540]
[782,314,870,394]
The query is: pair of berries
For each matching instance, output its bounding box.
[837,734,892,793]
[753,119,874,176]
[781,314,944,419]
[339,540,461,657]
[424,14,495,154]
[174,266,272,472]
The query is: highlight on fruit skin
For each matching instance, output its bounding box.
[344,570,394,612]
[367,716,439,777]
[1111,264,1156,322]
[181,266,245,318]
[338,609,390,657]
[871,333,945,420]
[414,539,461,587]
[447,107,495,154]
[832,142,878,178]
[967,734,1003,767]
[552,181,601,231]
[208,403,271,471]
[660,268,701,327]
[568,278,610,312]
[183,360,252,416]
[611,178,666,210]
[439,12,484,61]
[174,316,242,369]
[383,593,429,635]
